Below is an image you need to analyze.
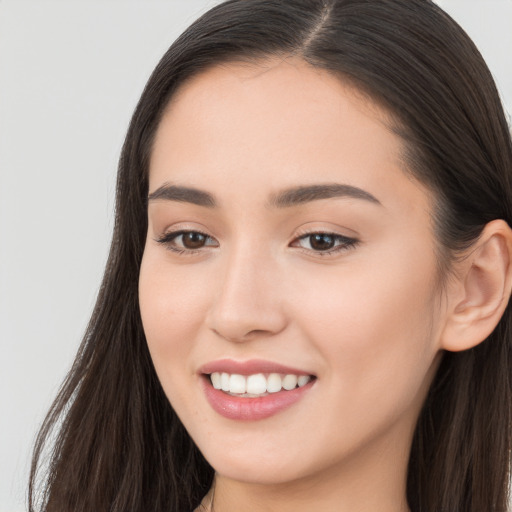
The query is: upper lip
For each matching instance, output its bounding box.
[199,358,314,376]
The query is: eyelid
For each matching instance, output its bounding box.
[156,229,216,244]
[290,228,359,256]
[155,228,219,254]
[153,220,217,244]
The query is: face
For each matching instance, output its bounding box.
[139,59,446,488]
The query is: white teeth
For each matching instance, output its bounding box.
[209,372,313,395]
[246,373,267,394]
[221,372,230,392]
[211,372,222,389]
[282,374,298,390]
[298,375,311,387]
[266,373,282,393]
[229,374,246,394]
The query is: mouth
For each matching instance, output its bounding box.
[207,372,314,397]
[200,359,316,420]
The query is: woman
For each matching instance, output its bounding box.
[29,1,512,511]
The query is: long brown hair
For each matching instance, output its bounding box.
[29,1,512,511]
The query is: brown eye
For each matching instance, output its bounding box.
[156,230,218,253]
[182,231,207,249]
[309,234,335,251]
[291,232,359,255]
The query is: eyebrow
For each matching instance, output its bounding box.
[147,182,381,208]
[148,184,216,207]
[268,183,381,208]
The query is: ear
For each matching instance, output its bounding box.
[441,219,512,352]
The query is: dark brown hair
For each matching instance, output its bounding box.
[29,1,512,511]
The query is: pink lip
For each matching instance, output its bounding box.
[202,378,314,421]
[199,358,313,376]
[199,359,315,421]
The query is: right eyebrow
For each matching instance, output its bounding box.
[147,183,217,208]
[268,183,381,208]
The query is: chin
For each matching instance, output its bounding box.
[209,455,307,486]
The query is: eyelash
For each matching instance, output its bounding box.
[155,230,359,257]
[291,231,359,256]
[155,230,217,255]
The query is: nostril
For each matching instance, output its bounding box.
[210,327,272,343]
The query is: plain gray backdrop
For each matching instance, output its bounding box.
[1,1,511,511]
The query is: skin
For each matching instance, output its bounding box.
[138,59,488,511]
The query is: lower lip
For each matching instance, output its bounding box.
[202,376,314,421]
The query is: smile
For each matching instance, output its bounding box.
[200,360,316,420]
[210,372,312,397]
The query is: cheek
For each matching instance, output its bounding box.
[138,250,211,383]
[289,247,441,415]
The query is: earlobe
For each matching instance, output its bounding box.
[441,219,512,352]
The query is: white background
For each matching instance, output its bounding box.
[1,1,511,511]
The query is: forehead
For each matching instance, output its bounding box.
[149,58,431,221]
[156,58,398,162]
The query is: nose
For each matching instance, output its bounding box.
[205,243,288,343]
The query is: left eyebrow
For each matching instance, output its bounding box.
[268,183,382,208]
[147,184,217,207]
